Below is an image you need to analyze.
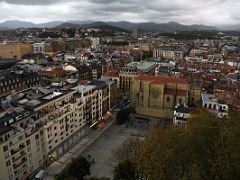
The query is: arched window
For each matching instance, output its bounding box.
[167,97,170,103]
[209,104,212,109]
[179,98,182,104]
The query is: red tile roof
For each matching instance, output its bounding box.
[52,67,64,75]
[164,88,188,96]
[177,90,188,96]
[164,88,175,95]
[135,75,188,84]
[104,69,119,77]
[79,80,88,85]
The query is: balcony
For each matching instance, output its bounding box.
[11,144,25,155]
[13,157,27,169]
[12,151,26,162]
[44,118,54,128]
[39,104,70,120]
[25,123,44,137]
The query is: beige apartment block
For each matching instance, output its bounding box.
[0,110,45,180]
[0,44,33,59]
[0,78,114,180]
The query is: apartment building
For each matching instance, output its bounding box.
[0,78,114,180]
[119,61,157,94]
[201,93,228,118]
[173,103,190,127]
[33,43,45,54]
[0,43,33,59]
[0,108,45,180]
[0,69,49,98]
[153,48,184,60]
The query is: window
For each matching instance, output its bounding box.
[166,97,170,103]
[35,134,39,140]
[213,104,216,109]
[26,140,31,146]
[179,98,182,104]
[6,160,11,166]
[37,147,41,152]
[3,145,8,152]
[27,147,31,152]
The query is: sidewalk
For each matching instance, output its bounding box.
[43,118,115,180]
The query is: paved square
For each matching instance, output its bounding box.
[81,123,146,179]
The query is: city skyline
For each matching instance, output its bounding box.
[0,0,240,25]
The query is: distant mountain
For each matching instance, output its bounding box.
[55,22,80,29]
[56,21,129,32]
[190,24,218,31]
[38,21,64,28]
[0,20,36,29]
[217,24,240,31]
[108,21,218,32]
[67,20,95,25]
[0,25,8,30]
[0,20,220,32]
[0,20,64,29]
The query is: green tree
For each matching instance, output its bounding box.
[55,156,91,180]
[113,112,240,180]
[86,177,110,180]
[116,107,134,125]
[113,138,141,162]
[113,160,136,180]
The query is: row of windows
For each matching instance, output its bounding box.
[0,77,38,86]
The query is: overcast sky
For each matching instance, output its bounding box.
[0,0,239,25]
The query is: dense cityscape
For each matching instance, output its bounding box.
[0,1,240,180]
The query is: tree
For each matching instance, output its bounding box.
[113,160,136,180]
[113,112,240,180]
[86,177,110,180]
[113,138,141,162]
[116,107,134,125]
[55,156,91,180]
[134,125,192,180]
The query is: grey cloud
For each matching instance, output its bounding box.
[0,0,240,25]
[0,0,65,5]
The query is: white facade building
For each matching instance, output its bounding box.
[153,49,184,60]
[201,93,228,118]
[33,43,45,54]
[91,38,100,50]
[173,103,190,127]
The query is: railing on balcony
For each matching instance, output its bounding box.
[13,158,27,169]
[12,151,26,162]
[11,144,25,155]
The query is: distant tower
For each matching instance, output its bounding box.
[132,28,139,40]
